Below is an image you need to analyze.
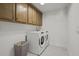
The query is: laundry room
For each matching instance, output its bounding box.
[0,2,79,56]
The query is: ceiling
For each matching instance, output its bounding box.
[33,3,70,13]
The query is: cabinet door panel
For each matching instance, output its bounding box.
[36,11,39,25]
[32,8,37,25]
[36,12,42,26]
[39,13,42,26]
[28,5,33,24]
[0,3,15,21]
[16,4,27,23]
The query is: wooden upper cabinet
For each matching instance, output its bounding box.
[16,3,28,23]
[0,3,15,21]
[0,3,42,26]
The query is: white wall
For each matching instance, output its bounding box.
[42,9,69,48]
[68,3,79,56]
[0,21,39,56]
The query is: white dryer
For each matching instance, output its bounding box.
[44,31,49,45]
[27,31,48,55]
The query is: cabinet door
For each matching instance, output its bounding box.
[32,8,37,25]
[39,12,42,26]
[0,3,15,21]
[36,11,39,26]
[28,5,33,24]
[16,3,28,23]
[36,11,42,26]
[28,4,42,26]
[28,4,39,25]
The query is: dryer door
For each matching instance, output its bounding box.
[45,34,48,41]
[39,36,45,48]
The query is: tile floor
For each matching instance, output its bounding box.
[27,45,69,56]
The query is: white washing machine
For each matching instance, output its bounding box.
[27,31,49,55]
